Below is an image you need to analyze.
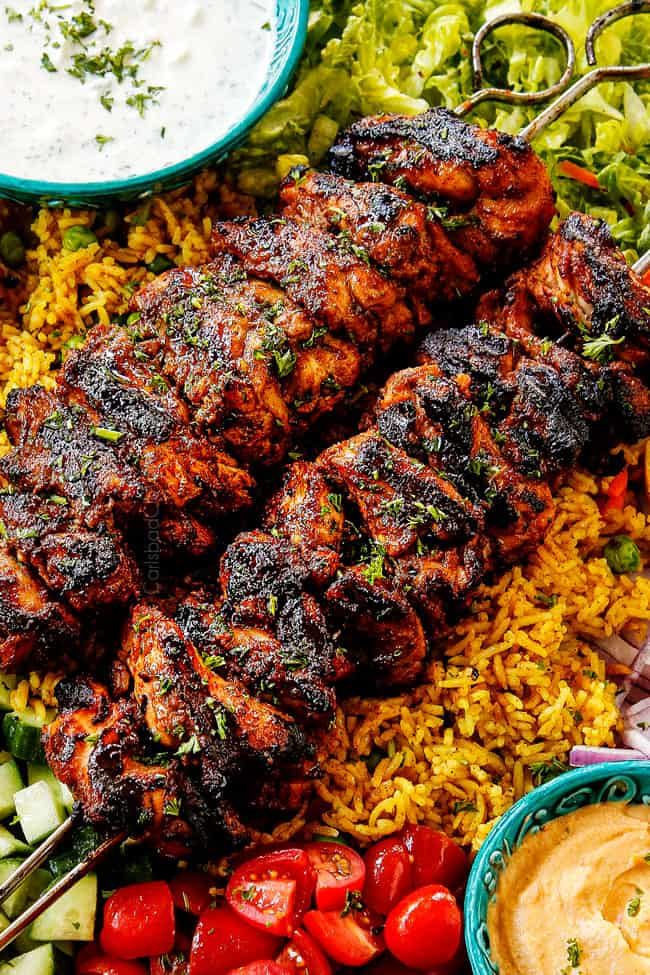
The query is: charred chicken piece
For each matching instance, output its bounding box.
[211,218,415,358]
[473,213,650,445]
[327,109,555,270]
[372,366,554,564]
[0,547,79,672]
[478,212,650,359]
[279,170,480,323]
[129,259,361,466]
[318,430,483,557]
[45,676,197,857]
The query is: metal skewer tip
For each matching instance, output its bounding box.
[0,823,126,954]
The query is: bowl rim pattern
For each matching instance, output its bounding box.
[464,760,650,975]
[0,0,309,206]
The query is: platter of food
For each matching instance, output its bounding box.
[0,1,649,975]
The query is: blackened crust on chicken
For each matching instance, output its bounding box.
[327,109,501,175]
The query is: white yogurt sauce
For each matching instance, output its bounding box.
[0,0,275,182]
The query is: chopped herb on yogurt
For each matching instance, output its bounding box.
[2,1,276,179]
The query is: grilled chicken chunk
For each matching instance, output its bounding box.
[327,109,556,270]
[45,676,196,857]
[279,170,480,323]
[211,218,415,357]
[478,212,650,358]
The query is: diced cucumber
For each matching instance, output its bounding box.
[27,765,73,812]
[30,873,97,943]
[0,909,9,933]
[49,827,100,880]
[0,944,55,975]
[27,869,51,904]
[0,824,30,858]
[14,781,65,845]
[3,711,53,764]
[0,858,32,918]
[0,759,24,819]
[0,674,17,712]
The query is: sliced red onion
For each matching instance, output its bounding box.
[632,633,650,679]
[570,746,645,766]
[622,728,650,757]
[623,698,650,720]
[596,635,639,667]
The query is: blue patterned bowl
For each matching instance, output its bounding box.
[465,760,650,974]
[0,0,308,208]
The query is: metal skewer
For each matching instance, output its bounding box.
[521,0,650,142]
[0,1,649,958]
[0,828,126,953]
[455,12,577,117]
[634,250,650,278]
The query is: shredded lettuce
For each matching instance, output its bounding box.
[229,0,650,257]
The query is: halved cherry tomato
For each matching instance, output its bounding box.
[384,885,462,970]
[642,268,650,288]
[277,928,333,975]
[557,160,601,191]
[400,827,468,892]
[170,871,214,915]
[227,964,290,975]
[304,842,366,912]
[227,848,315,937]
[77,944,147,975]
[363,837,414,916]
[303,909,384,967]
[100,881,175,960]
[189,905,282,975]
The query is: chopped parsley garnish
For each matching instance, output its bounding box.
[628,889,643,917]
[528,758,568,785]
[361,541,387,585]
[163,798,181,817]
[95,134,114,150]
[566,939,581,968]
[91,425,125,443]
[41,51,57,72]
[582,332,625,363]
[127,85,165,118]
[176,734,201,756]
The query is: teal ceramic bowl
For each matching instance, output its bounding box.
[465,760,650,974]
[0,0,309,209]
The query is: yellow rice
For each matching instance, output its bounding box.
[313,467,650,851]
[1,178,648,853]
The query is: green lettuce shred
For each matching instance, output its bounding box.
[230,0,650,257]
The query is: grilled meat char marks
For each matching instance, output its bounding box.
[483,212,650,357]
[475,212,650,445]
[279,170,480,324]
[0,112,559,670]
[41,213,650,853]
[327,108,556,270]
[211,217,415,358]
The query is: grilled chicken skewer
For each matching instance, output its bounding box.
[44,213,650,856]
[0,114,557,672]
